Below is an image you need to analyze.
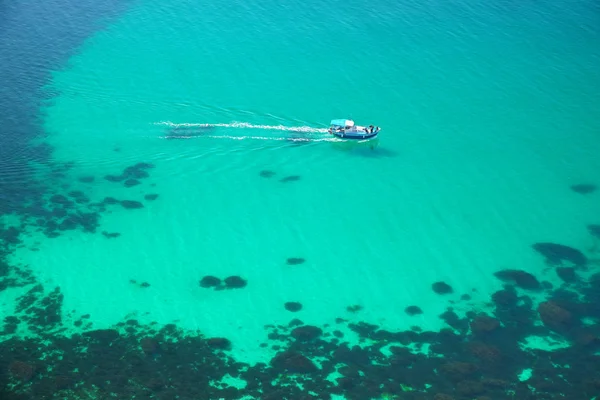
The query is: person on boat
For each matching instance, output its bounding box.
[368,125,374,133]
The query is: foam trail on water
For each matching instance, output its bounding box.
[158,134,341,142]
[154,121,329,133]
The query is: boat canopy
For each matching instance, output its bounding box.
[330,119,354,127]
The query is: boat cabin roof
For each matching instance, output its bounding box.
[330,119,354,127]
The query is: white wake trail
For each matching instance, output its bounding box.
[154,120,329,134]
[158,134,340,142]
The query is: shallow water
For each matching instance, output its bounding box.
[1,0,600,398]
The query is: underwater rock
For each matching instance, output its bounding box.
[0,226,21,245]
[259,170,275,178]
[68,190,86,198]
[286,257,305,265]
[289,318,304,328]
[199,276,221,288]
[82,328,120,344]
[144,193,159,201]
[532,242,587,266]
[285,302,303,312]
[8,360,36,382]
[280,175,301,183]
[440,310,469,332]
[271,350,318,373]
[588,224,600,239]
[291,325,322,341]
[101,196,120,205]
[432,281,453,294]
[433,394,456,400]
[493,269,541,290]
[346,304,363,313]
[467,341,502,364]
[104,174,124,182]
[124,179,140,188]
[207,337,232,350]
[102,231,121,239]
[538,301,571,331]
[123,164,152,179]
[120,200,144,209]
[556,267,577,283]
[104,162,155,183]
[405,306,423,316]
[224,276,247,289]
[570,184,596,194]
[78,176,95,183]
[439,361,478,381]
[140,337,160,355]
[470,314,500,335]
[456,380,486,397]
[491,287,518,308]
[49,194,73,206]
[58,217,78,231]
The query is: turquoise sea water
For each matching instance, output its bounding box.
[2,0,600,397]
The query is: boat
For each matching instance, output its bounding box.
[327,119,380,140]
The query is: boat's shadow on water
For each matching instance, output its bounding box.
[284,135,397,157]
[329,139,398,158]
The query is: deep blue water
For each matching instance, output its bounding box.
[0,0,131,212]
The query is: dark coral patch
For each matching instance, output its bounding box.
[104,174,124,182]
[346,304,363,313]
[199,276,221,288]
[588,224,600,239]
[440,309,469,332]
[432,281,453,294]
[101,231,120,239]
[532,242,587,267]
[49,194,73,206]
[259,170,275,178]
[68,190,87,200]
[286,257,305,265]
[291,325,323,341]
[285,302,303,312]
[439,361,478,381]
[405,306,423,316]
[224,276,247,289]
[493,269,540,290]
[207,337,232,350]
[8,361,36,382]
[469,314,500,335]
[280,175,301,183]
[570,183,596,194]
[104,162,154,183]
[556,267,577,283]
[120,200,144,209]
[124,179,140,188]
[271,350,318,373]
[101,196,119,205]
[144,193,159,201]
[0,226,21,245]
[140,337,160,355]
[77,176,95,183]
[538,301,572,332]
